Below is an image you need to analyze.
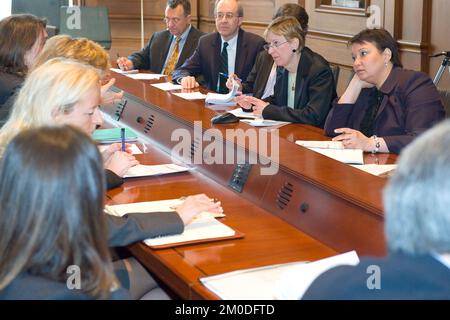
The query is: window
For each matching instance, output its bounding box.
[316,0,369,16]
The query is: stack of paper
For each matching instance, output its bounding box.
[151,82,183,91]
[296,140,364,164]
[123,163,189,178]
[172,92,207,100]
[105,198,236,248]
[205,79,239,106]
[92,128,138,143]
[199,251,359,300]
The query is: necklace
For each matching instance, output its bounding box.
[291,83,295,91]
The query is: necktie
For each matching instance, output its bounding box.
[163,36,181,76]
[218,42,229,93]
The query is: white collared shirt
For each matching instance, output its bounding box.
[217,32,239,92]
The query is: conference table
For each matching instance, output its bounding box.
[103,71,397,299]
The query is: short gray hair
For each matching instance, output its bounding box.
[384,119,450,255]
[214,0,244,17]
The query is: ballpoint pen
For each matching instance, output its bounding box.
[120,128,126,152]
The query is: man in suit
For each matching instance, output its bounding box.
[172,0,265,93]
[116,0,203,76]
[301,120,450,300]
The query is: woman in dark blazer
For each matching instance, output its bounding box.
[0,14,47,121]
[0,126,222,300]
[234,16,336,126]
[324,28,445,154]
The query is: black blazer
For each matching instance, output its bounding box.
[303,253,450,300]
[172,28,265,92]
[262,47,337,126]
[242,50,275,99]
[128,26,204,73]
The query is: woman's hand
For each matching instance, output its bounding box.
[104,151,139,177]
[338,74,374,104]
[234,96,269,116]
[175,194,223,225]
[101,78,124,105]
[332,128,373,151]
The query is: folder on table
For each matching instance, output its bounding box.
[105,198,244,249]
[92,128,138,143]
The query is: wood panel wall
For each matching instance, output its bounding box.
[83,0,450,93]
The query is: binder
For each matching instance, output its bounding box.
[92,128,138,143]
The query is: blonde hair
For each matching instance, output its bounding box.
[264,16,305,50]
[33,35,111,75]
[0,58,101,155]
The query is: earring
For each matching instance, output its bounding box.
[292,49,297,53]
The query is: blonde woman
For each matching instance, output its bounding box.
[33,34,123,105]
[234,16,336,126]
[0,57,137,189]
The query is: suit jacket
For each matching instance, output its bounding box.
[262,47,336,126]
[0,272,130,300]
[324,67,445,154]
[0,71,23,127]
[107,211,184,247]
[302,253,450,300]
[128,26,204,73]
[242,50,275,98]
[172,28,265,92]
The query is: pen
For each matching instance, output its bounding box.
[120,128,126,152]
[219,72,241,82]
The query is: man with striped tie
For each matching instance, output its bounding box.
[172,0,265,93]
[116,0,203,77]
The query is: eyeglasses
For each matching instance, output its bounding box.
[263,40,289,51]
[163,17,182,24]
[215,12,240,20]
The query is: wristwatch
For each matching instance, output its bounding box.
[372,135,380,154]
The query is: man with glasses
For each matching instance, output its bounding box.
[116,0,203,76]
[172,0,265,93]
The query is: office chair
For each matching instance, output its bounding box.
[438,88,450,118]
[59,6,112,49]
[12,0,68,34]
[330,64,340,88]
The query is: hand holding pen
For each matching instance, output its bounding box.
[116,53,134,71]
[224,72,243,93]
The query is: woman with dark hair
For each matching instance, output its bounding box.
[234,16,336,126]
[0,14,47,111]
[324,28,445,154]
[0,126,126,299]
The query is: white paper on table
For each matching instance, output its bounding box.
[241,119,290,127]
[351,164,397,176]
[110,68,139,75]
[227,108,258,119]
[98,143,143,155]
[199,251,359,300]
[123,163,189,178]
[308,148,364,164]
[205,79,239,105]
[151,82,183,91]
[172,92,207,100]
[296,140,344,149]
[126,73,164,80]
[274,251,360,300]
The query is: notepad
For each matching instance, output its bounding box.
[200,251,359,300]
[151,82,183,91]
[227,108,258,119]
[123,163,189,178]
[205,79,239,105]
[351,164,397,177]
[172,92,207,100]
[105,198,242,249]
[92,128,138,143]
[296,140,364,164]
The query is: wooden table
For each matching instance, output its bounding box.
[104,72,397,299]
